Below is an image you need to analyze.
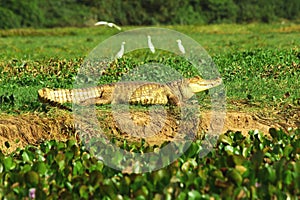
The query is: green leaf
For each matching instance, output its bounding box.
[187,190,201,200]
[219,134,233,145]
[283,170,293,185]
[25,171,39,186]
[21,151,31,163]
[283,145,293,158]
[177,192,187,200]
[0,163,3,173]
[55,152,66,171]
[227,169,243,186]
[224,145,234,155]
[73,160,84,175]
[186,142,201,157]
[251,150,264,169]
[181,161,191,173]
[269,128,277,139]
[3,157,16,171]
[267,167,276,183]
[135,195,146,200]
[33,161,48,176]
[79,185,89,199]
[21,164,32,173]
[211,169,224,179]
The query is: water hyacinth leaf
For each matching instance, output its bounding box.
[102,178,117,197]
[283,145,293,158]
[0,163,3,173]
[257,132,264,143]
[67,139,77,147]
[134,186,149,199]
[3,157,16,171]
[251,150,264,169]
[81,152,90,161]
[135,195,147,200]
[177,192,187,200]
[219,134,233,145]
[119,176,131,194]
[25,171,39,186]
[21,164,32,173]
[269,128,278,139]
[0,151,4,161]
[57,141,66,150]
[227,169,243,186]
[233,131,244,141]
[211,169,224,179]
[185,142,201,158]
[266,167,276,183]
[235,165,247,175]
[89,159,104,172]
[65,148,74,161]
[283,170,293,185]
[40,141,51,153]
[224,145,234,155]
[273,144,283,155]
[294,161,300,190]
[232,155,247,165]
[33,161,48,176]
[73,160,84,175]
[152,169,170,187]
[59,190,73,199]
[79,185,89,199]
[181,161,191,173]
[65,181,73,191]
[21,151,31,163]
[55,152,66,171]
[184,171,197,188]
[187,190,201,200]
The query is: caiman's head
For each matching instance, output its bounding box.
[188,76,222,93]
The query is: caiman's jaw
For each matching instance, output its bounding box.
[188,76,222,92]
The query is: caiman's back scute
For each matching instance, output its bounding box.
[38,76,222,110]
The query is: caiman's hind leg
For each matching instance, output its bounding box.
[167,91,181,106]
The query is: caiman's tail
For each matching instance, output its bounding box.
[38,88,74,111]
[37,87,103,111]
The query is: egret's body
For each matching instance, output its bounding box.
[147,35,155,53]
[95,21,122,31]
[116,42,125,59]
[176,39,185,54]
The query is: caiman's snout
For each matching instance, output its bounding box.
[188,77,222,92]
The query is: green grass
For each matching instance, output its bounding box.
[1,24,299,59]
[0,24,299,113]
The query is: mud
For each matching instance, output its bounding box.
[0,109,298,154]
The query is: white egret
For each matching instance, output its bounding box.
[147,35,155,53]
[176,39,185,54]
[115,42,125,59]
[94,21,122,31]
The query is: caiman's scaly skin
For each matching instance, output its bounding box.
[38,76,222,109]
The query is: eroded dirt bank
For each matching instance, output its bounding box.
[0,108,298,154]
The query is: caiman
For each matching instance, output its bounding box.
[38,76,222,110]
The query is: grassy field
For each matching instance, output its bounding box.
[0,23,299,114]
[0,24,299,199]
